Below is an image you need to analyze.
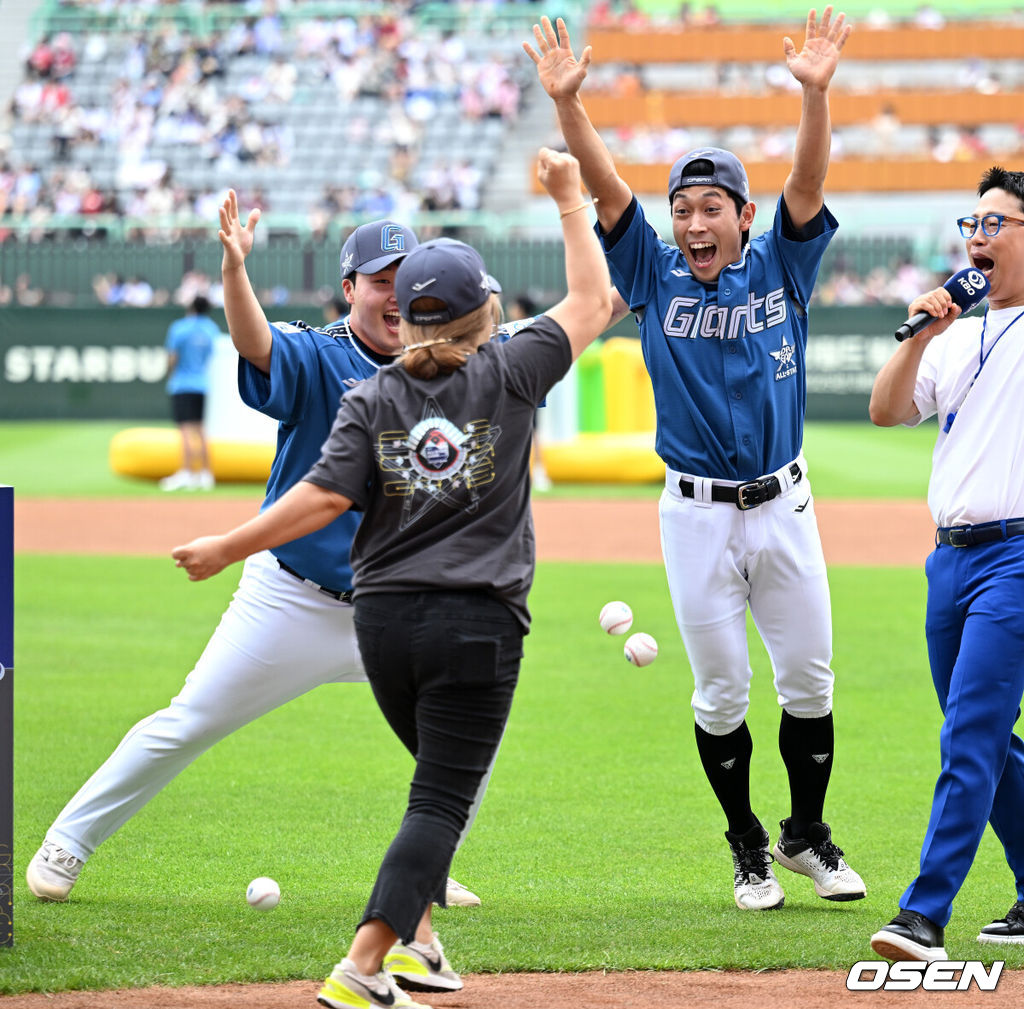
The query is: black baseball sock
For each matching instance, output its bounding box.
[779,709,834,837]
[694,721,757,836]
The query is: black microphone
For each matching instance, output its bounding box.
[895,268,990,342]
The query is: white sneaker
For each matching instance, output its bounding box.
[532,467,553,492]
[444,876,481,907]
[384,933,463,992]
[772,819,866,901]
[26,840,84,901]
[318,958,432,1009]
[725,825,785,911]
[194,469,215,490]
[158,469,195,491]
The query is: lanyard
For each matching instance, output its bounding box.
[976,306,1024,378]
[944,306,1024,433]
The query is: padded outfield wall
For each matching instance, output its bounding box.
[0,305,909,423]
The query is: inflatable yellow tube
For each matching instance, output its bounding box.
[109,427,273,484]
[111,426,664,487]
[542,431,663,484]
[600,338,656,433]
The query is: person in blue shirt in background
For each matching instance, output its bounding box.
[160,294,220,491]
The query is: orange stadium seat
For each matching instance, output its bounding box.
[532,158,998,195]
[580,90,1024,129]
[583,22,1024,63]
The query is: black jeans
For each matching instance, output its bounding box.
[353,590,523,942]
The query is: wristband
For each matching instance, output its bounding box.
[559,202,591,219]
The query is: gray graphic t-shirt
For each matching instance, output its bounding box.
[304,314,570,629]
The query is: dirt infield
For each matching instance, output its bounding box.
[10,494,966,1009]
[2,968,1021,1009]
[12,496,937,566]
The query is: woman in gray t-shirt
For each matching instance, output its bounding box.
[173,148,611,1009]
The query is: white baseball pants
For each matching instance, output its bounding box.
[48,550,494,861]
[660,463,834,736]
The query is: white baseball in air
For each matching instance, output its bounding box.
[599,600,633,636]
[624,632,658,667]
[246,876,280,911]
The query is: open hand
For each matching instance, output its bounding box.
[218,189,261,271]
[523,16,591,101]
[783,6,852,91]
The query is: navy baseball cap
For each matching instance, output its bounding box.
[668,147,750,204]
[340,220,418,279]
[395,239,492,325]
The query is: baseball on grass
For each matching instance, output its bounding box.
[599,600,633,635]
[624,632,658,667]
[246,876,280,911]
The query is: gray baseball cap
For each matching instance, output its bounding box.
[668,147,750,204]
[339,220,418,279]
[395,239,491,325]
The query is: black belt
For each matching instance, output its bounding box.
[678,463,802,511]
[277,559,352,602]
[936,518,1024,548]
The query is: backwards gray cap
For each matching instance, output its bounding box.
[668,147,750,204]
[395,239,491,325]
[340,220,418,279]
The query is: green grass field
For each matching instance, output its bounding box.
[6,420,1020,995]
[0,420,937,499]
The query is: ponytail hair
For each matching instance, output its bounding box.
[400,298,494,379]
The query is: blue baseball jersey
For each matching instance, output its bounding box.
[238,318,390,592]
[165,314,219,394]
[602,196,837,480]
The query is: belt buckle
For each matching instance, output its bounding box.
[736,478,769,511]
[948,527,971,548]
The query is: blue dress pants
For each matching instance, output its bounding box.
[901,537,1024,927]
[352,590,523,943]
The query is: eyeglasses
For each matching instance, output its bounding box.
[956,214,1024,239]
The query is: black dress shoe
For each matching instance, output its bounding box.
[978,899,1024,945]
[870,908,947,961]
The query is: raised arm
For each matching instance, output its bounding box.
[219,189,273,373]
[171,480,352,581]
[535,147,612,359]
[607,287,631,330]
[869,286,959,427]
[781,6,852,228]
[524,16,633,233]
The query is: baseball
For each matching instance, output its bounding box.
[599,600,633,635]
[624,632,658,667]
[246,876,280,911]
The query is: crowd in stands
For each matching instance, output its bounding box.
[0,0,1015,309]
[597,120,1023,170]
[587,2,1024,30]
[2,1,531,240]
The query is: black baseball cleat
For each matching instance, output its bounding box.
[870,909,947,962]
[725,824,786,911]
[978,899,1024,945]
[772,819,866,900]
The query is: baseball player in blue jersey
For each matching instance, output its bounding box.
[526,8,866,911]
[867,166,1024,962]
[26,199,483,920]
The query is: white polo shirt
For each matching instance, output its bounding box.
[908,304,1024,527]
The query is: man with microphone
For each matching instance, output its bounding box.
[868,165,1024,962]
